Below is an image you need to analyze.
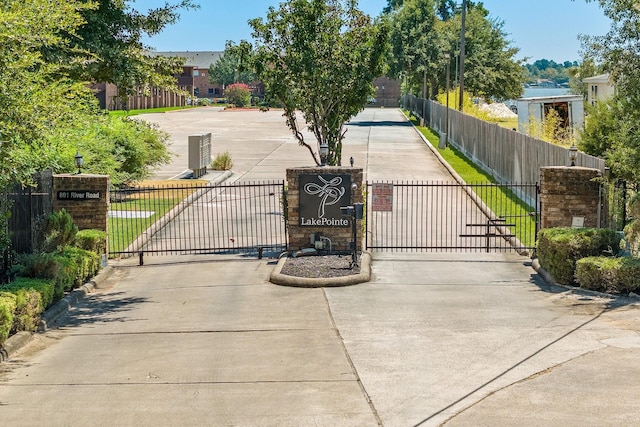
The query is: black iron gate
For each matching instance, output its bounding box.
[366,181,539,253]
[109,180,287,260]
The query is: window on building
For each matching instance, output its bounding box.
[193,70,199,77]
[208,88,214,95]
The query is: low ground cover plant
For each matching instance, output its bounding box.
[211,151,233,170]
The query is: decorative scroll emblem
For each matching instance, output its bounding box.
[298,174,351,227]
[303,175,345,218]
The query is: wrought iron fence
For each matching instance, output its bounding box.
[604,180,637,231]
[109,180,287,259]
[366,181,539,253]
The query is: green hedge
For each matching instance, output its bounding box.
[1,227,105,347]
[75,229,107,255]
[0,292,17,344]
[576,256,640,294]
[13,246,100,301]
[537,228,621,285]
[0,278,56,346]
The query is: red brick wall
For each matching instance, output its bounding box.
[540,167,602,229]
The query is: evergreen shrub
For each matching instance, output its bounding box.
[537,227,621,285]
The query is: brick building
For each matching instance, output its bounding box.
[94,50,398,110]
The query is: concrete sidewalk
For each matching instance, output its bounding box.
[1,108,639,426]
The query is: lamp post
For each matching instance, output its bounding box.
[569,145,578,167]
[74,151,84,174]
[319,142,329,166]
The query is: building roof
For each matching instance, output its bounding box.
[150,51,224,69]
[582,73,611,84]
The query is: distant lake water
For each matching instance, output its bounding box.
[522,87,570,98]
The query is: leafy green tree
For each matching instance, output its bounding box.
[387,0,444,98]
[0,0,97,186]
[48,0,198,109]
[387,0,523,101]
[579,98,619,159]
[453,4,524,100]
[568,57,600,96]
[578,0,640,182]
[209,41,256,86]
[249,0,389,166]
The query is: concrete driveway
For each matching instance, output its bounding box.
[1,107,639,426]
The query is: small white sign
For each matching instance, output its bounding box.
[571,216,585,228]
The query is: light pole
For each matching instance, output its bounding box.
[459,0,466,111]
[445,53,451,146]
[439,53,451,149]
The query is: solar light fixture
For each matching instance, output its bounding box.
[319,142,329,166]
[568,145,578,167]
[74,151,84,174]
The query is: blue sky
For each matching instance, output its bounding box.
[138,0,611,63]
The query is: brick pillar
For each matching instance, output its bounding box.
[540,166,602,229]
[53,174,110,232]
[286,167,364,252]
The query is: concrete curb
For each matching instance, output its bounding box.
[270,252,372,288]
[0,265,114,363]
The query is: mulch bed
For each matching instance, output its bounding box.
[279,254,360,278]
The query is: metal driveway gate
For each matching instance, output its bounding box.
[366,181,539,253]
[109,180,287,260]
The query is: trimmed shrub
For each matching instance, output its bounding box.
[60,246,100,288]
[13,248,99,300]
[7,288,42,333]
[617,257,640,294]
[3,278,56,310]
[225,83,251,107]
[575,256,624,293]
[537,227,621,285]
[0,292,17,345]
[12,252,64,300]
[75,229,107,255]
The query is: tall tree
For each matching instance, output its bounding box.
[48,0,198,108]
[0,0,96,183]
[249,0,388,166]
[387,0,444,98]
[578,0,640,181]
[208,41,256,86]
[387,0,524,101]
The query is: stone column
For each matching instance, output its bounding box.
[53,174,110,232]
[540,166,602,229]
[286,167,364,252]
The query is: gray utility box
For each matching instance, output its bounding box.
[188,133,212,178]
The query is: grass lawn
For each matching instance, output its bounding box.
[404,111,538,248]
[108,180,207,255]
[108,106,197,117]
